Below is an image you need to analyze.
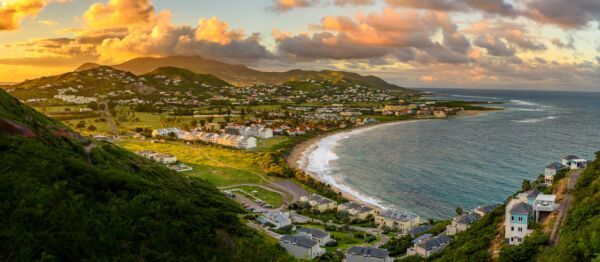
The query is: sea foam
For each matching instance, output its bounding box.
[512,116,558,123]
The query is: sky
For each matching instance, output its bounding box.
[0,0,599,91]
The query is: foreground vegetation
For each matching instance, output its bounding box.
[0,89,292,261]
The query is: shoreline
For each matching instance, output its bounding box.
[287,110,488,213]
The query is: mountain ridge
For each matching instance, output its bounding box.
[76,55,413,92]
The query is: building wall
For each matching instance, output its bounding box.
[346,254,390,262]
[279,242,312,259]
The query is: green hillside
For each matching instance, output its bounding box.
[143,66,231,88]
[0,89,291,261]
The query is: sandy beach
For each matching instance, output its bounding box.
[287,110,488,211]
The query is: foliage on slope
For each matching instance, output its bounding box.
[0,89,292,261]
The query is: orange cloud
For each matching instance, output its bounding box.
[0,0,67,30]
[270,0,318,12]
[83,0,158,29]
[195,17,244,45]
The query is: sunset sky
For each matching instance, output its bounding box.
[0,0,599,90]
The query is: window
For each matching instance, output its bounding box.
[518,227,523,232]
[511,216,514,221]
[511,226,514,231]
[518,216,523,221]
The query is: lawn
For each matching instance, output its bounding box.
[230,185,284,207]
[116,139,277,187]
[256,136,296,152]
[300,224,378,252]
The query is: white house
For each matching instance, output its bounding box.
[532,194,558,222]
[337,202,376,221]
[562,155,587,169]
[346,246,393,262]
[258,211,292,229]
[299,194,337,212]
[505,199,533,245]
[152,128,184,138]
[544,162,563,185]
[279,235,325,260]
[296,227,331,246]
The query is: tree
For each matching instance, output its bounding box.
[87,125,97,131]
[76,121,86,130]
[522,179,532,191]
[456,207,463,216]
[88,101,98,110]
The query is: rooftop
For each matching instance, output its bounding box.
[535,194,557,202]
[346,246,389,259]
[417,235,452,251]
[562,155,579,160]
[412,234,433,244]
[408,225,434,236]
[280,235,318,248]
[510,202,532,215]
[378,210,418,222]
[475,204,500,214]
[297,227,329,239]
[545,162,563,169]
[456,213,482,225]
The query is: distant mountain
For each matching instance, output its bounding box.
[77,56,413,92]
[0,88,291,261]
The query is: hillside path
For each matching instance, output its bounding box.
[549,168,583,245]
[101,101,117,135]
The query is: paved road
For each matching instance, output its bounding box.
[101,101,117,135]
[372,234,390,248]
[549,169,583,245]
[247,221,282,240]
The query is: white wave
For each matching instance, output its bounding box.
[510,99,541,107]
[299,121,424,210]
[450,94,502,100]
[512,116,558,123]
[512,107,545,112]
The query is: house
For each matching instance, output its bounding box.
[446,212,481,236]
[407,234,452,257]
[337,202,376,221]
[407,225,434,237]
[345,246,393,262]
[505,200,533,245]
[544,162,564,185]
[375,210,420,233]
[515,188,540,206]
[152,128,184,138]
[561,155,587,169]
[296,227,331,246]
[411,234,433,245]
[258,211,292,229]
[153,153,177,164]
[532,194,558,222]
[279,235,325,260]
[299,194,337,212]
[474,204,501,216]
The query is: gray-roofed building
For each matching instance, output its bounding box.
[279,235,325,259]
[296,227,331,246]
[337,202,376,220]
[446,213,482,235]
[408,225,434,237]
[474,204,501,216]
[258,211,292,229]
[510,202,532,215]
[299,194,337,212]
[346,246,393,262]
[412,234,433,245]
[505,198,533,245]
[409,234,452,257]
[375,210,420,233]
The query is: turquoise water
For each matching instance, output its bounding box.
[306,89,600,219]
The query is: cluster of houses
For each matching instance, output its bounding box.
[505,155,587,246]
[135,150,192,172]
[224,124,274,139]
[278,227,394,261]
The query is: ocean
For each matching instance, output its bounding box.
[303,89,600,219]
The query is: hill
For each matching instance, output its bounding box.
[0,88,291,261]
[76,55,413,92]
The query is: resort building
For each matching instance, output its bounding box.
[296,228,331,246]
[375,210,420,233]
[337,202,376,221]
[299,194,337,212]
[345,246,393,262]
[136,150,177,165]
[257,211,292,229]
[407,234,452,257]
[446,213,482,236]
[152,128,185,138]
[544,162,564,186]
[407,225,434,237]
[279,235,325,260]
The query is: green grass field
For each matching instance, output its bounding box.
[256,136,296,152]
[115,139,277,187]
[301,224,378,252]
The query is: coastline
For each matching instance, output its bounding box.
[287,110,488,212]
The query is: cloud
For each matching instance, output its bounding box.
[524,0,600,29]
[384,0,517,16]
[0,0,67,30]
[195,17,244,45]
[83,0,158,29]
[38,19,58,26]
[551,36,575,49]
[269,0,319,12]
[333,0,374,6]
[473,35,514,56]
[464,21,546,52]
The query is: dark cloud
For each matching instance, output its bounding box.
[525,0,600,28]
[333,0,374,6]
[275,32,390,59]
[385,0,517,16]
[474,35,515,57]
[551,36,575,49]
